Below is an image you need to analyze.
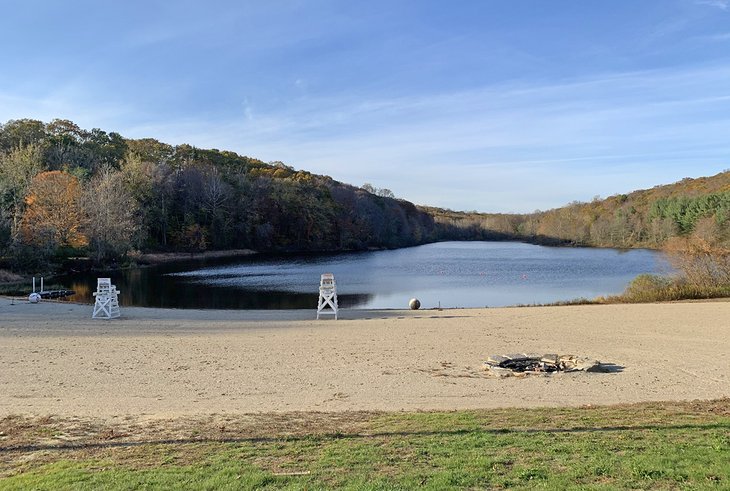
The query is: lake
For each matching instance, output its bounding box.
[58,241,670,309]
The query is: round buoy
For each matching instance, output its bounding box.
[409,298,421,310]
[28,293,41,304]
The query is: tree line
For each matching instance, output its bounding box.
[2,118,728,276]
[427,170,730,250]
[0,119,438,272]
[428,171,730,301]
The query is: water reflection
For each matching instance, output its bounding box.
[57,241,669,309]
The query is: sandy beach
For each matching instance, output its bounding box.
[0,297,728,418]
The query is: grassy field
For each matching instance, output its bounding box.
[1,400,729,490]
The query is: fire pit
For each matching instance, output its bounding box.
[483,353,604,377]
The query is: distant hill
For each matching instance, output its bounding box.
[425,170,730,248]
[1,118,728,272]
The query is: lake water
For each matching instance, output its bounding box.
[59,241,670,309]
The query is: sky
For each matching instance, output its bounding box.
[1,0,730,213]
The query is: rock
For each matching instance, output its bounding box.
[486,355,509,365]
[484,353,606,375]
[559,355,600,372]
[504,354,533,361]
[574,358,601,372]
[522,352,542,359]
[541,354,559,365]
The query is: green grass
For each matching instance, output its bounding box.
[2,401,729,490]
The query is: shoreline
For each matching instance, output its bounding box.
[1,299,728,418]
[129,248,258,265]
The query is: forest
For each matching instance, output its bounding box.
[0,118,438,272]
[1,118,729,277]
[428,170,730,249]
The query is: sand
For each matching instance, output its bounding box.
[0,297,728,418]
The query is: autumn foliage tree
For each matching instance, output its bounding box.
[20,170,88,251]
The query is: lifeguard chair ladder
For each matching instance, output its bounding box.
[317,273,338,319]
[92,277,121,319]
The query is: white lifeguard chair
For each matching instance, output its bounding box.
[317,273,338,319]
[92,277,121,319]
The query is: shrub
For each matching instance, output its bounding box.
[621,274,674,302]
[0,269,22,283]
[665,237,730,289]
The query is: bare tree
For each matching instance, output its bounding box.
[0,144,44,238]
[202,167,228,217]
[84,167,141,262]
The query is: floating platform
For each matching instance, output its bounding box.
[37,290,76,299]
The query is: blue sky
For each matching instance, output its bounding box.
[1,0,729,212]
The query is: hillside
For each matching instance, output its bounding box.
[427,170,730,249]
[0,119,437,270]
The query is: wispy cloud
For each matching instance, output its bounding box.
[113,63,730,212]
[700,31,730,41]
[3,2,730,213]
[696,0,729,10]
[5,61,726,213]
